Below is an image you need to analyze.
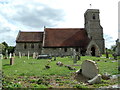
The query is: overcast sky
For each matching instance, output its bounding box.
[0,0,119,48]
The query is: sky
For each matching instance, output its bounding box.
[0,0,119,49]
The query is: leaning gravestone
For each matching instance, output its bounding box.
[81,60,99,79]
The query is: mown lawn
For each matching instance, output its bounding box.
[2,55,119,88]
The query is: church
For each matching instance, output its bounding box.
[15,9,105,56]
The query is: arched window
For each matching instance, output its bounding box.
[31,43,34,49]
[64,48,67,52]
[38,44,41,48]
[93,14,96,19]
[24,43,27,49]
[76,48,79,52]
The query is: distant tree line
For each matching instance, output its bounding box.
[0,42,15,55]
[106,45,117,54]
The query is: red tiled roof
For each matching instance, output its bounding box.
[43,28,90,48]
[16,31,43,42]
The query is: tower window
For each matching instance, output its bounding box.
[93,14,96,19]
[31,43,34,49]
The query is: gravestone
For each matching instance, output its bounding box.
[9,53,12,58]
[28,51,29,59]
[73,49,77,63]
[19,52,21,58]
[6,50,8,59]
[0,54,3,60]
[13,53,15,58]
[81,60,99,79]
[33,52,36,59]
[88,74,101,84]
[10,57,14,65]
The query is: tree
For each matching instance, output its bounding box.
[8,46,15,54]
[111,45,117,52]
[2,42,8,49]
[0,43,5,54]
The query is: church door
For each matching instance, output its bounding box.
[91,47,95,56]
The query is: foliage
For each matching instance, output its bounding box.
[7,46,15,54]
[0,43,5,53]
[2,42,8,49]
[111,45,117,52]
[1,41,15,55]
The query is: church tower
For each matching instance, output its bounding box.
[84,9,105,55]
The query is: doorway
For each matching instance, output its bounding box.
[91,47,95,56]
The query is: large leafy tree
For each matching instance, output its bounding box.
[0,43,5,54]
[111,45,117,52]
[1,42,15,55]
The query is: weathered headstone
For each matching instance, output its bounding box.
[81,60,99,79]
[19,52,21,58]
[88,74,101,84]
[28,51,29,59]
[6,50,8,59]
[9,53,12,59]
[73,49,77,63]
[0,54,3,60]
[10,57,14,65]
[13,53,15,58]
[33,52,36,59]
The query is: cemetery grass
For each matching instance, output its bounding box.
[2,55,119,88]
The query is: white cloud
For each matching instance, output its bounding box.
[0,0,119,48]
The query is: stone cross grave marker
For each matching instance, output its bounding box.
[81,60,99,79]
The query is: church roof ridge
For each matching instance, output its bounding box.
[45,28,85,30]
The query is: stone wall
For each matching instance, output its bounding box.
[15,42,42,56]
[42,48,81,56]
